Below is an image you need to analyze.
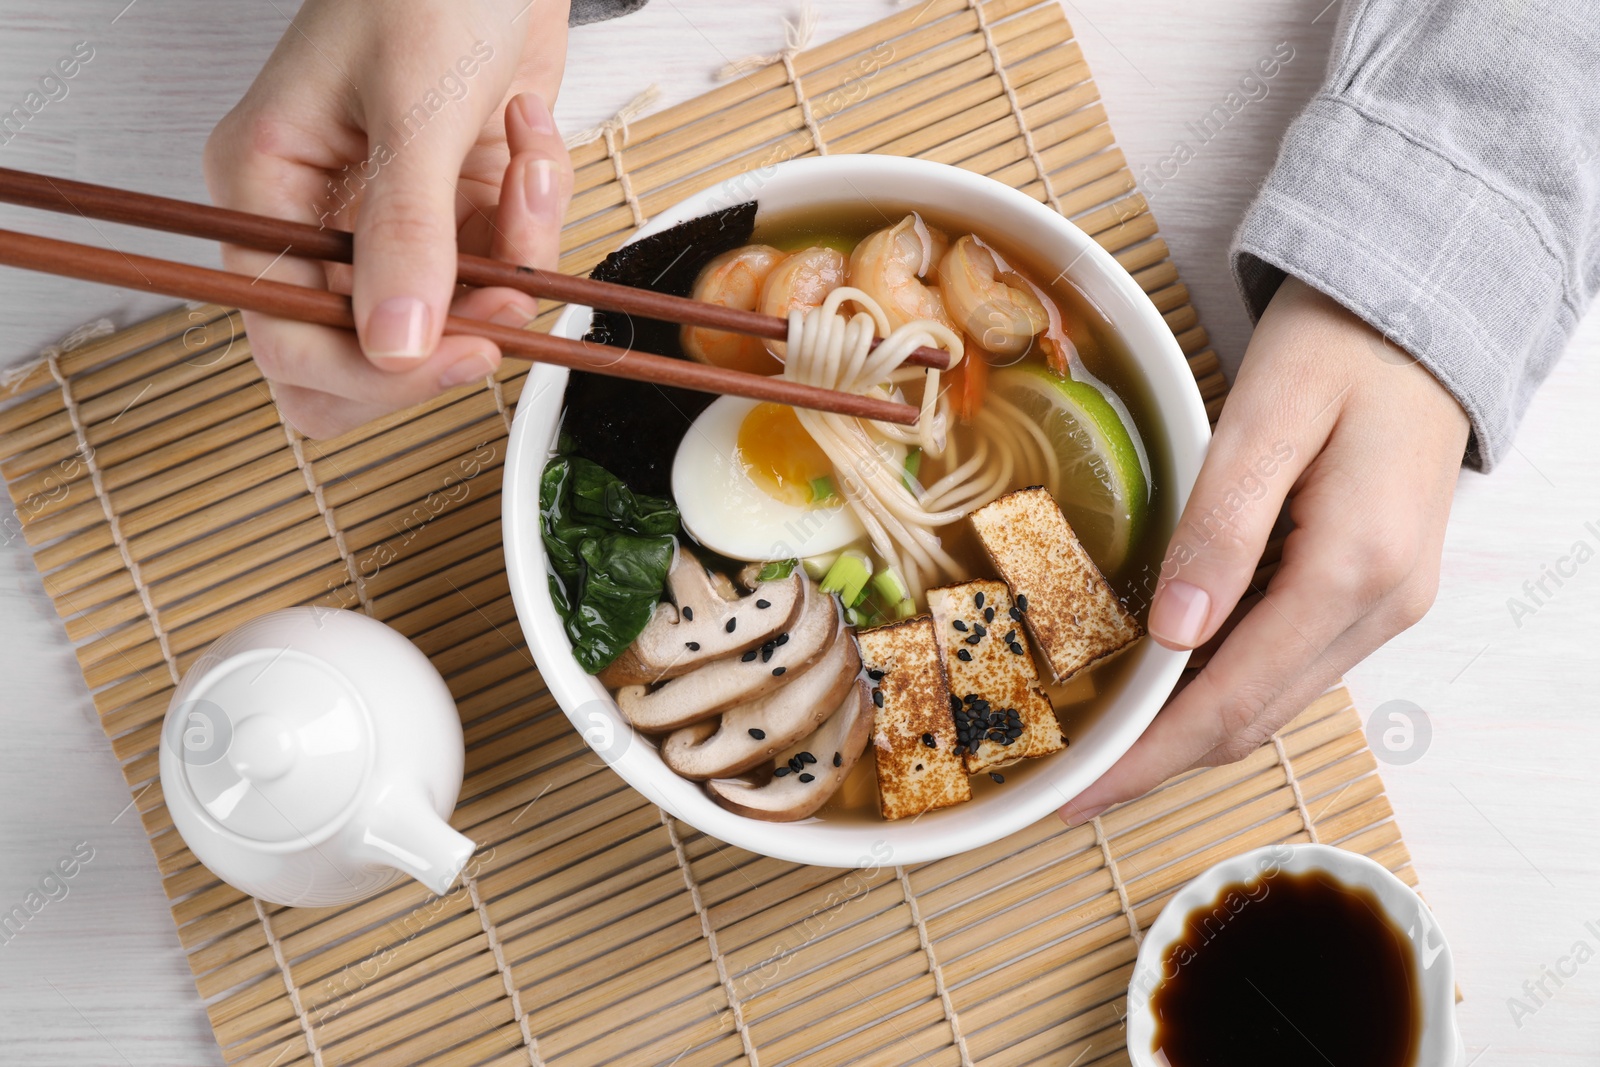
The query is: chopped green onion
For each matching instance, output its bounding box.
[870,567,909,605]
[809,476,837,503]
[756,558,799,581]
[902,448,923,491]
[801,553,838,581]
[819,549,871,607]
[895,597,917,620]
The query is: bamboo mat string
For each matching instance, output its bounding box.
[1091,817,1143,945]
[566,87,660,230]
[486,373,515,435]
[1273,734,1322,843]
[894,865,975,1067]
[462,869,547,1067]
[266,382,374,616]
[46,349,181,686]
[659,809,761,1067]
[1,318,114,393]
[960,0,1065,215]
[252,898,327,1067]
[718,6,829,157]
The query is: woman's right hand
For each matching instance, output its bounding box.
[204,0,575,439]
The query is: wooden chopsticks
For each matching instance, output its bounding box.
[0,225,926,425]
[0,165,952,370]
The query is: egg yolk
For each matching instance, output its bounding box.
[736,403,834,507]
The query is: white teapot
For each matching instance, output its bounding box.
[159,608,476,907]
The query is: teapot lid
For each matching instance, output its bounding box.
[167,648,372,843]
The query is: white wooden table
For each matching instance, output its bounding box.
[0,1,1595,1062]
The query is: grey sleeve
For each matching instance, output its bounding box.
[1231,0,1600,471]
[570,0,649,26]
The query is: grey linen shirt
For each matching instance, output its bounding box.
[570,0,649,25]
[1233,0,1600,471]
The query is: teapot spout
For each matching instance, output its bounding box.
[353,791,475,897]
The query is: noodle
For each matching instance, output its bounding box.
[784,287,1053,599]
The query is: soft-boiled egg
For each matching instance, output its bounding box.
[673,397,898,562]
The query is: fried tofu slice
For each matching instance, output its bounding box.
[928,581,1065,774]
[855,617,970,821]
[970,487,1143,681]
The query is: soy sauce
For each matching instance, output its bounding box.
[1148,869,1420,1067]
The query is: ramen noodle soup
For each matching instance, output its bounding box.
[540,202,1169,823]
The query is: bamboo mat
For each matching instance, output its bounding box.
[0,2,1424,1064]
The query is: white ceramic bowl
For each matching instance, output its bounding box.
[503,155,1210,867]
[1127,843,1463,1066]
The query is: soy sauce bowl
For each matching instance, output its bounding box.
[1127,843,1463,1067]
[502,155,1210,867]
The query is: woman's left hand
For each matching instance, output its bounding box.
[1058,277,1470,825]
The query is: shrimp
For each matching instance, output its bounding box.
[682,244,788,375]
[847,214,954,333]
[758,245,847,357]
[937,234,1049,359]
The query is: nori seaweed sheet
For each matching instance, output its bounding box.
[561,202,758,497]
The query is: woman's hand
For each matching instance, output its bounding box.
[204,0,575,439]
[1060,277,1471,824]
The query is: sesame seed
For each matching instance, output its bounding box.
[965,634,981,646]
[742,650,757,662]
[953,743,965,756]
[1003,630,1015,643]
[984,606,995,623]
[833,751,842,767]
[775,766,790,777]
[748,728,766,740]
[964,693,979,704]
[798,772,815,783]
[1009,642,1025,655]
[957,649,972,661]
[772,666,787,676]
[682,606,694,621]
[1009,606,1022,621]
[973,623,987,637]
[756,598,771,609]
[974,591,985,608]
[725,618,737,633]
[868,668,884,680]
[686,641,701,651]
[914,763,924,772]
[952,619,968,632]
[873,688,884,708]
[789,756,804,772]
[990,772,1005,784]
[921,732,937,748]
[949,693,962,714]
[761,645,774,663]
[799,751,817,764]
[1016,595,1028,612]
[775,633,789,646]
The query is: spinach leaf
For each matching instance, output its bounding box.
[541,451,679,674]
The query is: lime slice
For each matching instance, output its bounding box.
[988,364,1149,575]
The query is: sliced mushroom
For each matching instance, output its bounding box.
[614,588,839,733]
[660,626,860,780]
[706,680,874,822]
[602,550,806,687]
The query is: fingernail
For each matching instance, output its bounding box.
[365,297,431,358]
[1149,579,1211,648]
[488,300,535,328]
[515,92,555,136]
[523,157,559,217]
[439,350,495,389]
[1060,802,1108,827]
